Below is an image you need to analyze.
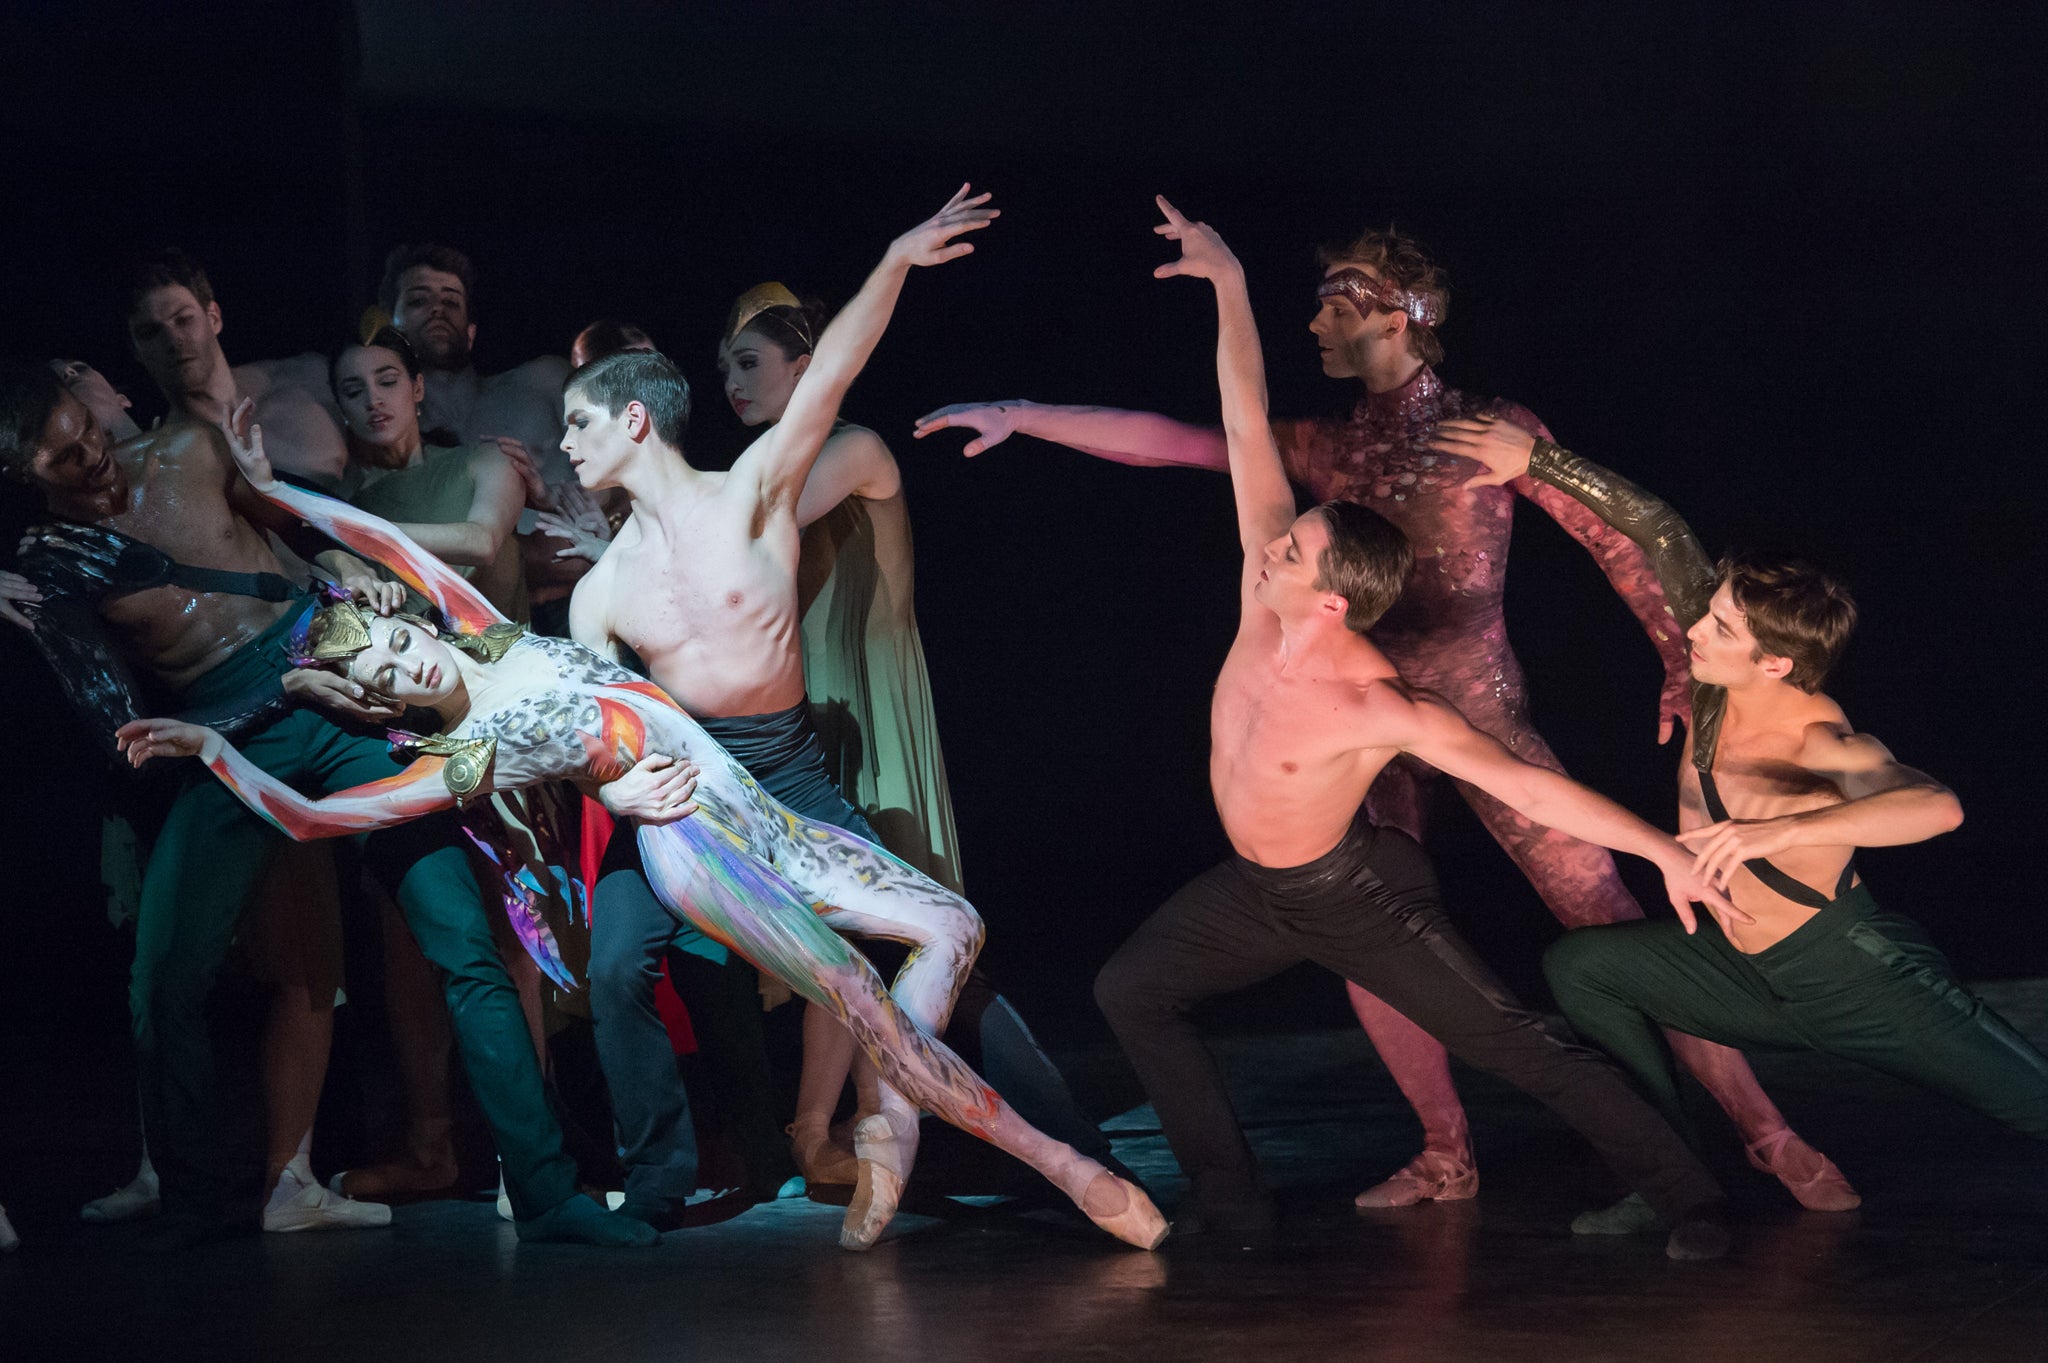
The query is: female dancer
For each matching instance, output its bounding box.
[115,413,1167,1254]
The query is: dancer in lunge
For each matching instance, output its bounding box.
[1084,197,1736,1258]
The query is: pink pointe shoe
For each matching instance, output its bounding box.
[1078,1171,1170,1250]
[1746,1128,1860,1211]
[1354,1149,1479,1209]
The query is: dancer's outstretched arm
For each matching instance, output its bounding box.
[218,400,505,636]
[738,185,998,520]
[914,398,1229,470]
[113,718,461,839]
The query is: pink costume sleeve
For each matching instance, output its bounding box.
[1499,405,1691,700]
[200,732,460,841]
[257,480,505,636]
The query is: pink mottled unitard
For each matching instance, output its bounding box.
[1275,366,1790,1161]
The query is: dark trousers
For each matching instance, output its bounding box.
[1095,821,1722,1221]
[1545,887,2048,1142]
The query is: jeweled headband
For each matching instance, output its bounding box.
[288,588,378,668]
[722,282,814,353]
[1316,268,1443,328]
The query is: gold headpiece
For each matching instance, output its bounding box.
[299,600,376,664]
[722,282,812,352]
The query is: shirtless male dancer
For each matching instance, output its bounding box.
[567,187,1001,1239]
[0,365,650,1247]
[1086,199,1737,1259]
[1434,416,2048,1233]
[916,226,1851,1212]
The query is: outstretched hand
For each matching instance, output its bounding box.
[886,184,998,269]
[536,509,610,563]
[479,435,553,510]
[1151,196,1241,283]
[115,717,221,768]
[1428,415,1537,488]
[1655,846,1753,935]
[911,401,1028,457]
[1676,817,1804,894]
[220,398,278,490]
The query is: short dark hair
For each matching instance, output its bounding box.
[1716,550,1857,693]
[1315,228,1448,366]
[571,318,656,369]
[565,351,691,450]
[1311,500,1413,633]
[378,243,478,313]
[125,247,216,320]
[0,362,69,477]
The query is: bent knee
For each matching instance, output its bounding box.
[1542,926,1625,998]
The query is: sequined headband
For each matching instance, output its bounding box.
[722,282,814,353]
[1316,268,1443,328]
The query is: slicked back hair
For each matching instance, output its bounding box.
[565,351,692,450]
[1312,500,1413,633]
[378,243,478,313]
[0,362,69,477]
[1716,549,1857,693]
[126,247,216,321]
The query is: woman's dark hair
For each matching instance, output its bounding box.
[572,319,656,369]
[0,362,69,478]
[332,325,423,390]
[737,298,830,360]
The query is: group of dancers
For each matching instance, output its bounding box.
[2,184,2042,1265]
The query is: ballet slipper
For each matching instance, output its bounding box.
[840,1112,917,1251]
[1745,1127,1860,1211]
[1077,1170,1170,1250]
[1353,1149,1478,1209]
[787,1117,859,1189]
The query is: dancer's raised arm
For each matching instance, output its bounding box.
[219,399,504,636]
[738,185,998,519]
[914,398,1229,469]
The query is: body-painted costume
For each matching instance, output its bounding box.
[191,479,1166,1250]
[1521,442,2048,1144]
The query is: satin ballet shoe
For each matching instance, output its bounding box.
[1746,1128,1861,1211]
[1353,1149,1478,1209]
[1078,1171,1170,1250]
[840,1113,914,1252]
[262,1174,393,1233]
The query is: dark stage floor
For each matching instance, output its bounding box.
[3,984,2045,1363]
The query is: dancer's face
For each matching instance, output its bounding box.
[1685,583,1792,689]
[391,266,475,371]
[128,285,224,394]
[344,615,462,706]
[50,360,140,440]
[28,392,120,500]
[718,329,809,427]
[334,344,425,452]
[560,388,638,490]
[1253,511,1341,622]
[1309,263,1391,380]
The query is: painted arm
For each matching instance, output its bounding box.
[114,718,459,840]
[1676,725,1964,889]
[741,185,998,516]
[1380,682,1745,931]
[219,401,503,636]
[913,399,1230,470]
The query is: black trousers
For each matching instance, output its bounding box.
[1094,820,1722,1221]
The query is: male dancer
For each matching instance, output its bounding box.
[1432,414,2048,1229]
[566,187,999,1238]
[1088,198,1736,1258]
[916,227,1850,1211]
[0,366,650,1247]
[126,250,351,485]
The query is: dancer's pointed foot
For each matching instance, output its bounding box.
[80,1169,161,1223]
[1746,1128,1860,1211]
[1353,1149,1477,1209]
[1078,1171,1169,1250]
[788,1117,859,1190]
[1571,1192,1658,1236]
[840,1112,916,1252]
[263,1169,393,1233]
[515,1194,659,1247]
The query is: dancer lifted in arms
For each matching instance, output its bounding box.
[916,224,1852,1212]
[118,187,1168,1255]
[1084,197,1737,1258]
[1433,414,2048,1235]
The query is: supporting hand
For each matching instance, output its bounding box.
[883,184,999,270]
[1429,415,1537,488]
[1676,817,1806,893]
[535,510,610,563]
[1653,844,1753,934]
[1151,196,1241,283]
[911,401,1030,457]
[283,668,404,723]
[0,569,42,630]
[115,717,222,768]
[599,752,701,824]
[480,435,553,510]
[220,398,278,490]
[341,574,406,616]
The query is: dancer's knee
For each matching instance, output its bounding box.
[1093,948,1167,1028]
[1542,927,1618,1006]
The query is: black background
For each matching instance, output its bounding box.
[3,1,2042,1048]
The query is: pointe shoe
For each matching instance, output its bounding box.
[1354,1149,1478,1209]
[788,1119,859,1189]
[1078,1171,1170,1250]
[81,1173,160,1223]
[263,1176,393,1233]
[840,1114,913,1252]
[1746,1128,1861,1212]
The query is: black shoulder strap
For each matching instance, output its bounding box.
[1697,767,1846,910]
[22,520,303,603]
